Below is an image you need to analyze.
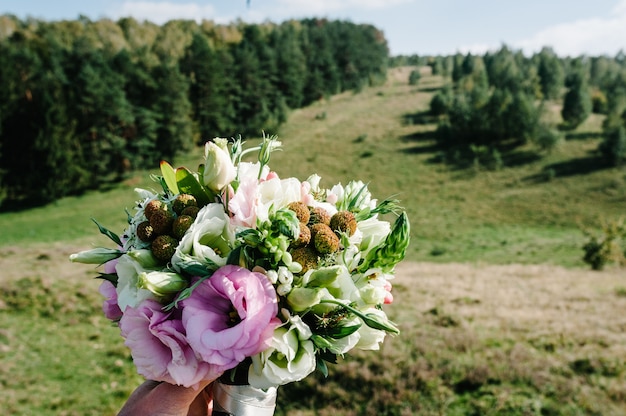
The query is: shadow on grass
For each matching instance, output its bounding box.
[502,150,542,167]
[399,130,440,155]
[525,154,607,182]
[402,110,439,126]
[564,131,604,141]
[416,86,442,93]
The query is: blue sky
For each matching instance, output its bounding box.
[2,0,626,57]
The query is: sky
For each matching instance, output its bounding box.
[2,0,626,57]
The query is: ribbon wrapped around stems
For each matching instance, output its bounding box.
[212,380,277,416]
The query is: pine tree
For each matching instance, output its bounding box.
[561,62,592,130]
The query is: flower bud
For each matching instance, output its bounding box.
[360,311,400,335]
[69,247,122,265]
[137,271,187,298]
[126,249,160,268]
[203,140,236,192]
[305,265,343,288]
[258,135,282,167]
[287,287,330,312]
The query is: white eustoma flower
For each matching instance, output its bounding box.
[255,177,302,223]
[203,139,236,192]
[325,316,362,355]
[355,308,388,350]
[171,203,234,272]
[115,254,157,311]
[358,216,391,257]
[353,268,390,306]
[248,315,316,389]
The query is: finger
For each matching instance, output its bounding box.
[187,384,213,416]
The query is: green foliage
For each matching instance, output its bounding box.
[599,125,626,166]
[0,17,389,209]
[561,62,593,130]
[533,124,563,152]
[582,218,626,270]
[535,46,565,100]
[408,69,421,85]
[429,86,452,116]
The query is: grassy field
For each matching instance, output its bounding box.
[1,67,626,415]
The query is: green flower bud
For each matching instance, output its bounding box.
[69,247,122,265]
[358,211,410,273]
[360,312,400,335]
[126,249,160,268]
[287,287,329,312]
[258,135,282,167]
[306,265,343,288]
[138,271,187,298]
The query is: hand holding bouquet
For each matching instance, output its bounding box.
[71,135,409,414]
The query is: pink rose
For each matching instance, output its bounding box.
[181,265,280,369]
[98,280,123,321]
[119,300,220,388]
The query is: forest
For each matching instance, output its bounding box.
[392,49,626,171]
[0,16,388,208]
[1,15,626,211]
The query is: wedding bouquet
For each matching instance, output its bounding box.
[70,135,409,415]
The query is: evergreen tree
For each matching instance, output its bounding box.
[271,24,306,109]
[536,47,564,100]
[180,33,235,142]
[151,60,194,160]
[301,19,340,104]
[561,62,592,129]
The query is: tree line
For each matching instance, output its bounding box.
[393,48,626,170]
[0,16,388,209]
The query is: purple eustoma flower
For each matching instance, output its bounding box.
[181,265,280,370]
[98,280,123,322]
[120,299,221,388]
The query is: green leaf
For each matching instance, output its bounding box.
[160,160,179,194]
[91,218,123,247]
[96,273,118,286]
[162,275,209,311]
[321,324,362,339]
[175,167,215,206]
[311,334,334,349]
[316,357,329,378]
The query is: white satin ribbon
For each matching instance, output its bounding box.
[212,381,277,416]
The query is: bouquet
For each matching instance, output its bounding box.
[70,135,409,415]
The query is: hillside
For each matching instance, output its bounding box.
[1,67,621,268]
[1,67,626,415]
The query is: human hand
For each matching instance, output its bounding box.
[117,380,215,416]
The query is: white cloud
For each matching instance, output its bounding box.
[109,1,218,24]
[514,1,626,56]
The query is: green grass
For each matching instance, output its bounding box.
[2,67,626,415]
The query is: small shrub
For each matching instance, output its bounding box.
[408,69,421,85]
[314,111,327,121]
[534,124,563,153]
[582,218,626,270]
